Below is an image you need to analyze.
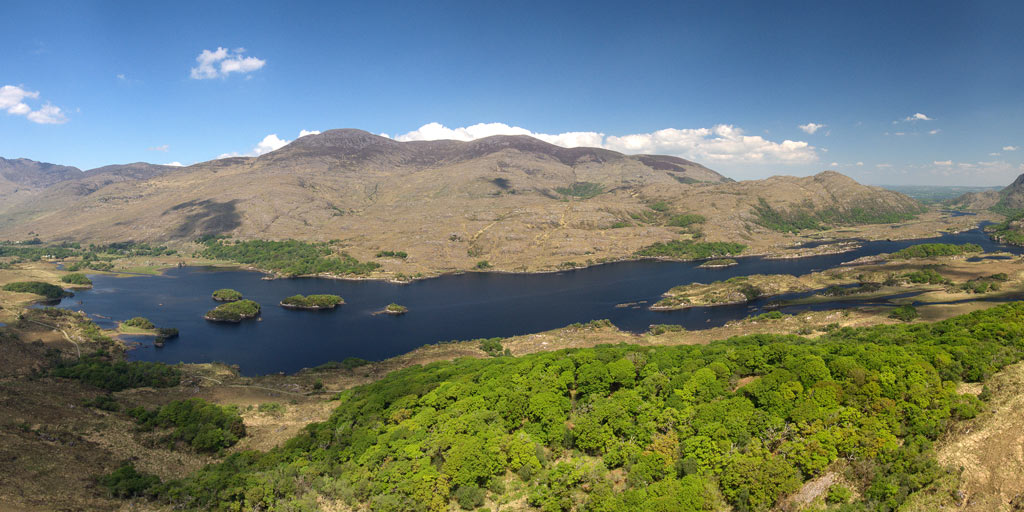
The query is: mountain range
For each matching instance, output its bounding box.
[0,129,924,272]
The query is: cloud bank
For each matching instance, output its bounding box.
[393,122,817,164]
[0,85,68,124]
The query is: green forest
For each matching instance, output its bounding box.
[635,240,746,260]
[281,294,344,308]
[114,303,1024,511]
[2,280,67,299]
[888,243,982,260]
[198,239,380,276]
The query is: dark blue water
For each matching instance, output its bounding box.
[51,228,1021,375]
[940,209,977,217]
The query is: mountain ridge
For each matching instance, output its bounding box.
[0,130,926,274]
[952,172,1024,213]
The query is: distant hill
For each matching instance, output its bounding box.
[880,184,1001,205]
[951,173,1024,214]
[0,130,924,271]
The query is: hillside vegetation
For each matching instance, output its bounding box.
[119,303,1024,512]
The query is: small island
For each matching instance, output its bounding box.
[117,317,179,346]
[280,294,345,310]
[650,275,808,310]
[205,299,261,323]
[383,303,408,315]
[120,316,156,332]
[211,288,243,302]
[153,327,179,347]
[698,258,738,268]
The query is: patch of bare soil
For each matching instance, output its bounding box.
[935,362,1024,511]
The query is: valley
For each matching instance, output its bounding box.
[2,136,1024,511]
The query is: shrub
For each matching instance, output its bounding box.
[123,317,156,330]
[60,273,92,285]
[2,281,65,299]
[826,484,852,504]
[648,201,670,212]
[280,294,343,308]
[454,485,486,510]
[375,250,408,259]
[99,463,160,498]
[52,356,180,391]
[649,324,685,335]
[666,213,706,228]
[257,402,284,415]
[555,182,604,199]
[83,394,120,411]
[753,311,787,321]
[478,337,505,357]
[889,243,983,260]
[205,300,261,322]
[475,260,492,269]
[129,398,245,453]
[903,268,950,284]
[889,305,919,322]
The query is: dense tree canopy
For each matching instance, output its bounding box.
[199,239,379,276]
[145,303,1024,511]
[1,281,66,299]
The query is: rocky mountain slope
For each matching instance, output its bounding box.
[0,130,926,272]
[952,173,1024,213]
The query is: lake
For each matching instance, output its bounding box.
[52,227,1022,375]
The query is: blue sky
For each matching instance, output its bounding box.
[1,1,1022,185]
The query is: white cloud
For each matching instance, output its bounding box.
[1004,145,1018,151]
[190,47,266,79]
[798,122,825,134]
[903,113,934,121]
[877,163,893,168]
[0,85,38,114]
[934,160,952,166]
[254,134,288,155]
[394,122,817,164]
[0,85,68,124]
[829,162,839,167]
[856,162,864,166]
[116,74,126,80]
[990,152,1001,157]
[25,103,68,124]
[396,122,606,148]
[218,130,316,159]
[8,102,31,115]
[927,159,1024,185]
[165,162,184,167]
[929,129,941,135]
[148,144,169,152]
